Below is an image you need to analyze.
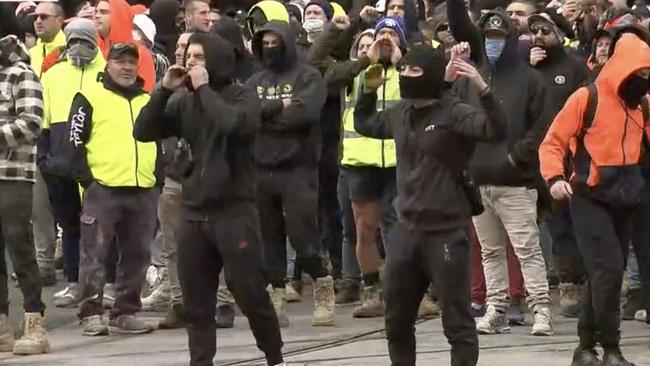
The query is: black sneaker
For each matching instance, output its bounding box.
[603,348,635,366]
[622,289,642,320]
[215,304,234,329]
[108,315,154,335]
[159,304,187,329]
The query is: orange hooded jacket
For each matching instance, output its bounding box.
[539,33,650,187]
[97,0,155,92]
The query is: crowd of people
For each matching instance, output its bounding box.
[0,0,649,365]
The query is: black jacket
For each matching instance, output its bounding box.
[245,21,327,169]
[447,1,551,187]
[532,46,589,116]
[354,89,507,232]
[134,34,260,218]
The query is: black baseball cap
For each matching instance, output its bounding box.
[107,42,139,60]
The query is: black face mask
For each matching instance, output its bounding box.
[398,44,447,102]
[399,75,441,100]
[619,75,649,108]
[262,46,284,70]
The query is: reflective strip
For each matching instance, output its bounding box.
[343,130,363,138]
[343,99,401,110]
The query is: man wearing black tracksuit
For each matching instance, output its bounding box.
[245,20,335,327]
[134,33,284,366]
[354,44,507,366]
[527,12,590,317]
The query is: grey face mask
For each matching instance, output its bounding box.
[67,43,97,68]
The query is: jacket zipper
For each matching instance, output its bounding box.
[622,114,628,164]
[381,69,387,168]
[79,68,85,89]
[128,102,140,186]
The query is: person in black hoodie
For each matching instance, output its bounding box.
[446,0,554,336]
[133,33,285,366]
[527,11,589,319]
[149,0,181,62]
[354,43,507,366]
[244,20,334,328]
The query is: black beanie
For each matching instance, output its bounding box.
[305,0,334,20]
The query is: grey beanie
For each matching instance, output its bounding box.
[64,19,98,48]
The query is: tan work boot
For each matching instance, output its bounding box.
[12,313,49,355]
[312,276,335,326]
[0,314,15,352]
[418,295,441,319]
[559,282,581,318]
[352,285,384,318]
[285,282,301,303]
[271,287,289,328]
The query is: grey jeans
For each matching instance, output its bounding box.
[472,186,551,311]
[159,178,183,305]
[33,167,56,273]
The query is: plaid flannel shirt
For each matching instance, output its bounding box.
[0,35,43,183]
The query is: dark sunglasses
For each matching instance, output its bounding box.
[531,26,553,36]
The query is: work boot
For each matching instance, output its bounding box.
[560,282,582,318]
[603,347,635,366]
[417,295,440,319]
[285,282,301,303]
[271,287,289,328]
[312,276,335,326]
[335,281,361,305]
[54,283,79,308]
[80,315,109,336]
[0,314,15,352]
[571,347,601,366]
[12,313,49,355]
[141,282,171,312]
[622,289,643,320]
[159,304,187,329]
[352,285,384,318]
[531,305,554,336]
[506,299,526,326]
[476,305,510,334]
[215,304,235,329]
[108,315,154,335]
[634,309,647,322]
[103,283,115,309]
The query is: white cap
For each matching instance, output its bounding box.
[133,14,156,46]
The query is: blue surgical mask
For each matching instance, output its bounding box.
[484,37,506,65]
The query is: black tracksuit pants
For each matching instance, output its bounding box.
[631,186,650,324]
[384,223,478,366]
[256,166,328,288]
[548,201,584,284]
[570,193,635,348]
[177,203,283,366]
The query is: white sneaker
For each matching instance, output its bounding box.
[141,282,171,312]
[531,306,554,336]
[54,285,71,300]
[635,309,647,322]
[476,305,510,334]
[54,283,79,308]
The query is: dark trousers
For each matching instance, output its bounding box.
[42,174,81,283]
[385,224,478,366]
[319,145,342,279]
[77,184,157,319]
[631,186,650,323]
[177,203,283,366]
[570,193,634,348]
[0,181,44,315]
[256,167,328,288]
[548,201,584,284]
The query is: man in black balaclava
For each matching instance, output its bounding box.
[354,43,507,366]
[149,0,181,62]
[134,32,285,366]
[245,20,334,329]
[528,11,589,320]
[211,15,255,83]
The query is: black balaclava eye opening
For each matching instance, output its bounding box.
[399,44,446,100]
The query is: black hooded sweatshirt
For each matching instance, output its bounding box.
[212,16,255,83]
[447,0,552,187]
[245,21,327,169]
[354,45,507,231]
[134,33,261,219]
